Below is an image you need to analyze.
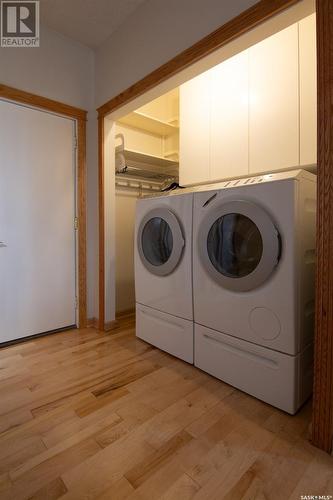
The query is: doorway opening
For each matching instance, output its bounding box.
[103,0,316,322]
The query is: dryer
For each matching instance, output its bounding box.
[193,170,316,413]
[135,190,193,363]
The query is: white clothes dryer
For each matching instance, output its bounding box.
[135,190,193,362]
[192,170,316,413]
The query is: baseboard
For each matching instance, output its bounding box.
[87,314,133,332]
[104,320,119,332]
[116,308,135,319]
[87,317,99,329]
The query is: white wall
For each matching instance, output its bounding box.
[115,188,138,313]
[103,118,116,324]
[95,0,258,107]
[0,25,93,108]
[0,25,98,319]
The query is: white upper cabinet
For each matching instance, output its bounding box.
[299,13,317,166]
[179,71,211,186]
[249,24,299,174]
[210,51,249,181]
[179,15,316,186]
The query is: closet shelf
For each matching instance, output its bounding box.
[164,150,179,159]
[118,111,179,136]
[120,147,179,168]
[115,178,163,192]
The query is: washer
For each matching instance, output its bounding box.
[135,190,193,363]
[193,169,316,413]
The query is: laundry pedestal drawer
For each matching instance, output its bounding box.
[136,303,194,363]
[194,323,313,414]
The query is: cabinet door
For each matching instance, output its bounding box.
[179,71,211,186]
[210,50,249,181]
[249,24,299,174]
[299,13,317,167]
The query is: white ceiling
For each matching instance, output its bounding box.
[39,0,148,49]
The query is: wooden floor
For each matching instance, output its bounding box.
[0,315,332,500]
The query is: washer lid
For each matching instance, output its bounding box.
[138,207,185,276]
[198,200,281,291]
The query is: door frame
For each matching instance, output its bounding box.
[97,0,333,453]
[0,83,87,329]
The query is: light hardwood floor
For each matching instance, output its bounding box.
[0,314,332,500]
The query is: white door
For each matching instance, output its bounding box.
[0,100,76,343]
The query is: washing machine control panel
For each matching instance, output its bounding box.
[194,169,310,195]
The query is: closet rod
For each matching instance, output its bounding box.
[116,164,176,181]
[115,177,162,192]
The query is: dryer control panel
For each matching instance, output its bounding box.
[221,174,272,188]
[188,168,316,196]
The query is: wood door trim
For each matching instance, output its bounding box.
[97,0,299,118]
[0,84,87,329]
[311,0,333,454]
[0,84,87,120]
[77,119,87,328]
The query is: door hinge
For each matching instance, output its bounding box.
[74,217,78,230]
[75,296,78,309]
[74,135,78,149]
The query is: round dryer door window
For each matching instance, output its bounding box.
[138,208,185,276]
[199,200,281,291]
[207,213,263,278]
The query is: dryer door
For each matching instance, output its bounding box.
[198,200,281,291]
[138,208,185,276]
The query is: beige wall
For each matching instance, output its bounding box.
[0,25,98,319]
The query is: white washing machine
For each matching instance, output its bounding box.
[135,190,193,363]
[193,169,316,413]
